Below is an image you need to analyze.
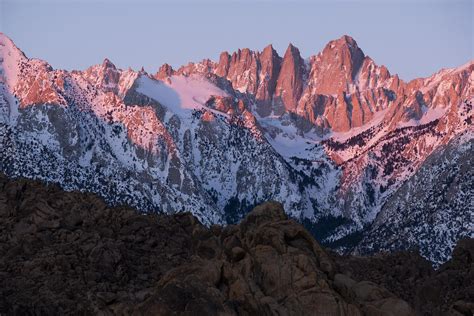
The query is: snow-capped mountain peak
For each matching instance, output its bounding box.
[0,32,27,90]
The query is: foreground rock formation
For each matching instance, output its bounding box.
[0,174,472,315]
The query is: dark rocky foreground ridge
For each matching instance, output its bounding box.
[0,174,472,315]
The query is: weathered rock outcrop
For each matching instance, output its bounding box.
[154,63,175,80]
[274,44,305,114]
[0,174,423,315]
[310,35,365,96]
[254,44,281,116]
[334,239,474,315]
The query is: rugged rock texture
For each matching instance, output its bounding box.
[310,35,365,96]
[214,45,283,117]
[154,63,175,80]
[274,44,305,113]
[255,44,281,117]
[0,174,427,315]
[334,239,474,315]
[1,174,472,315]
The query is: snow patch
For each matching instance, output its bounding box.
[329,108,388,143]
[0,33,26,90]
[397,106,447,128]
[136,75,228,118]
[259,115,321,159]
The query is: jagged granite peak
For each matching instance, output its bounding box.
[356,56,393,91]
[382,61,474,130]
[215,50,230,77]
[254,44,282,116]
[310,35,366,95]
[226,48,260,94]
[97,58,121,92]
[154,63,175,80]
[214,44,283,116]
[82,60,132,96]
[101,57,116,70]
[274,43,306,113]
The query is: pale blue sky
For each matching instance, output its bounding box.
[1,0,472,81]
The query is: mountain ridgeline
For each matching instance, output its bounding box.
[0,32,472,265]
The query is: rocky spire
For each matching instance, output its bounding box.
[99,58,120,90]
[254,44,282,116]
[310,35,365,95]
[215,51,230,77]
[225,48,259,94]
[274,43,305,113]
[101,58,117,70]
[155,63,175,80]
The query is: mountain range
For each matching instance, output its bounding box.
[0,32,472,265]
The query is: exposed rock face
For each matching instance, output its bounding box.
[227,48,260,95]
[99,59,121,91]
[357,57,394,92]
[310,35,365,95]
[334,239,474,315]
[274,44,305,113]
[0,174,199,314]
[294,36,399,132]
[12,59,67,108]
[154,63,174,80]
[214,45,282,117]
[214,48,260,96]
[0,174,423,315]
[254,44,281,116]
[215,51,231,77]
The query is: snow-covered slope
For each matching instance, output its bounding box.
[0,32,472,264]
[356,128,473,266]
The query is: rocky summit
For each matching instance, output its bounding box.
[1,174,473,315]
